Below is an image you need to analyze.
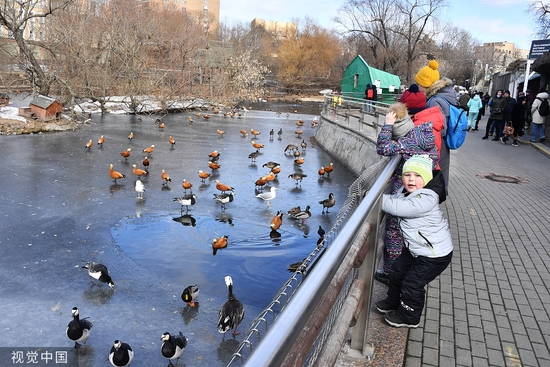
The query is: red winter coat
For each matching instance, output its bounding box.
[412,106,444,168]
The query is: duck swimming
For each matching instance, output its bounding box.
[218,276,245,336]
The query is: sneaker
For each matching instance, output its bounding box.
[541,137,546,143]
[512,141,518,147]
[384,311,420,328]
[500,137,506,144]
[492,137,499,141]
[482,136,488,140]
[376,300,398,314]
[374,270,390,285]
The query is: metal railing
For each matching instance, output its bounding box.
[225,138,402,366]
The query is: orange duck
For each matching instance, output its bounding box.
[120,148,131,160]
[182,179,193,193]
[271,165,281,176]
[294,157,305,165]
[109,164,125,184]
[324,162,334,177]
[240,130,248,137]
[217,129,226,137]
[209,161,221,171]
[142,156,150,170]
[198,170,211,183]
[261,172,275,182]
[212,235,228,255]
[97,135,105,146]
[161,169,171,185]
[169,136,176,146]
[215,180,234,193]
[128,132,134,141]
[251,141,264,149]
[132,164,147,177]
[143,145,155,154]
[254,177,267,190]
[318,167,326,177]
[250,129,261,136]
[85,139,93,149]
[270,211,283,231]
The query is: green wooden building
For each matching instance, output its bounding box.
[340,55,401,103]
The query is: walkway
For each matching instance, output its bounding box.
[339,114,550,367]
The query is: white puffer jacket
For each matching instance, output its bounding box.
[531,92,549,125]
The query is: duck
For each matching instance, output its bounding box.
[156,119,165,128]
[212,235,229,255]
[251,141,264,149]
[287,206,301,216]
[318,167,326,177]
[248,150,260,163]
[143,145,155,154]
[261,172,275,182]
[240,129,248,137]
[213,192,235,210]
[319,193,335,213]
[254,178,267,190]
[291,205,311,223]
[295,130,303,137]
[209,161,221,171]
[109,164,125,184]
[169,136,176,146]
[83,261,114,289]
[318,225,326,238]
[198,170,211,183]
[269,129,274,139]
[136,117,142,123]
[127,132,134,141]
[214,109,220,114]
[197,112,202,117]
[85,139,93,149]
[324,162,334,177]
[66,307,93,349]
[135,179,145,199]
[287,259,307,273]
[98,135,105,146]
[250,128,261,136]
[160,332,187,366]
[288,172,307,185]
[215,180,234,193]
[142,156,150,170]
[256,187,277,206]
[181,285,199,307]
[217,129,226,137]
[284,144,297,153]
[312,117,319,126]
[294,157,305,165]
[204,114,210,119]
[277,128,283,139]
[296,120,304,127]
[270,165,281,176]
[262,161,280,169]
[301,140,307,150]
[270,211,283,230]
[109,340,133,367]
[188,117,193,123]
[173,194,197,213]
[132,164,147,177]
[209,150,220,159]
[161,169,172,185]
[120,148,131,160]
[182,179,193,193]
[218,276,245,335]
[293,149,301,158]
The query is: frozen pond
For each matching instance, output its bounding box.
[0,104,358,366]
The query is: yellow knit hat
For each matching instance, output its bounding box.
[415,60,440,88]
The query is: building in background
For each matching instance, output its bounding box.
[250,18,297,41]
[148,0,220,35]
[475,42,529,74]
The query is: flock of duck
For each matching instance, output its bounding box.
[76,109,339,366]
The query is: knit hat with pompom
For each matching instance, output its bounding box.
[399,84,427,115]
[415,60,440,88]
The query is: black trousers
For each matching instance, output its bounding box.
[385,247,453,324]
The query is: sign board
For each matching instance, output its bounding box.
[529,39,550,59]
[388,85,395,92]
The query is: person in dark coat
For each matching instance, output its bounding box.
[482,90,507,141]
[510,96,528,146]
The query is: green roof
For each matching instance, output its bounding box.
[340,55,401,99]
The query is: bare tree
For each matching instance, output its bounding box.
[0,0,76,95]
[528,1,550,39]
[336,0,446,84]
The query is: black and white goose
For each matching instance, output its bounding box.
[66,307,93,348]
[173,194,197,214]
[109,340,134,367]
[218,276,245,336]
[213,192,235,210]
[161,332,187,366]
[82,262,114,289]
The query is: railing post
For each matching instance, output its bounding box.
[349,195,383,357]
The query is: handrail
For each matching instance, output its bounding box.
[242,154,402,367]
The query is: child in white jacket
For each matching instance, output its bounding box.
[376,155,453,328]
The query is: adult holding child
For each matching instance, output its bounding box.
[414,60,457,191]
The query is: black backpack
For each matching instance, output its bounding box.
[537,97,550,116]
